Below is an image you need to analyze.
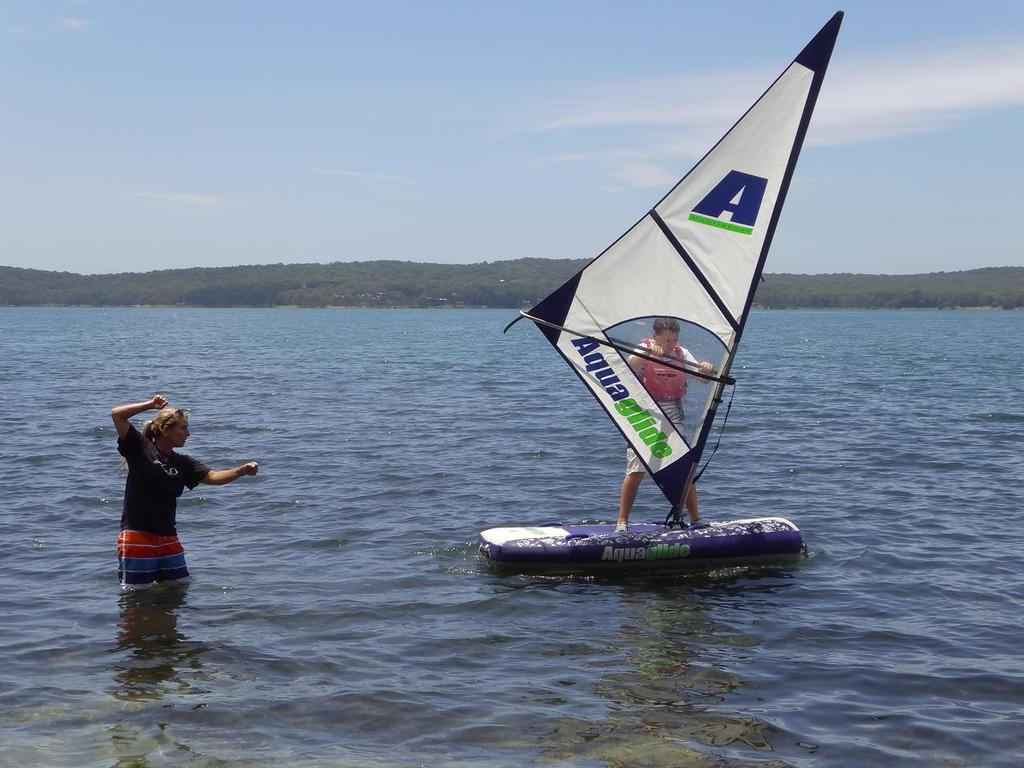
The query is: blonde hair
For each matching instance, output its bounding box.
[141,407,188,441]
[119,408,188,469]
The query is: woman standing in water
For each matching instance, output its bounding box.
[111,394,259,589]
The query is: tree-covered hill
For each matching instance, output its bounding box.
[0,259,589,308]
[1,260,1022,309]
[754,267,1024,309]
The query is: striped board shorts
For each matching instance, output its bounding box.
[117,529,190,589]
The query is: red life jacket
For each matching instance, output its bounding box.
[639,338,687,401]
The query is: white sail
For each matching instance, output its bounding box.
[516,13,843,510]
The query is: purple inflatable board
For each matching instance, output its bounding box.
[479,517,803,573]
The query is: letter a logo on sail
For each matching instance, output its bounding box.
[689,170,768,236]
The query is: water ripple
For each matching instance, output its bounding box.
[1,307,1022,767]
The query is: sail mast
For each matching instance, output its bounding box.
[683,12,845,511]
[733,10,844,357]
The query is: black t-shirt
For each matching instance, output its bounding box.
[117,423,210,535]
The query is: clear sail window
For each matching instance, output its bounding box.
[607,316,728,447]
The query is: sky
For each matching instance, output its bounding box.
[2,1,1022,276]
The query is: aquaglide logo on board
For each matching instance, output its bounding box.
[689,169,769,236]
[601,542,691,562]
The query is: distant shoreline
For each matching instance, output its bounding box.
[2,260,1022,310]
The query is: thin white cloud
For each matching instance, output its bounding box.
[3,23,34,38]
[613,159,679,190]
[129,192,240,210]
[3,16,90,37]
[311,167,417,186]
[810,44,1024,145]
[534,73,762,134]
[524,40,1024,188]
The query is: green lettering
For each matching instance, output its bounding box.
[638,427,666,445]
[626,410,652,425]
[650,442,672,458]
[615,398,641,416]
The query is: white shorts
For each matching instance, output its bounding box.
[625,447,645,475]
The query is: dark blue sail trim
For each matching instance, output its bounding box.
[681,13,843,513]
[525,272,583,344]
[649,210,740,332]
[795,11,843,69]
[651,453,697,510]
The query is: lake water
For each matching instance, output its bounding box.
[1,307,1022,768]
